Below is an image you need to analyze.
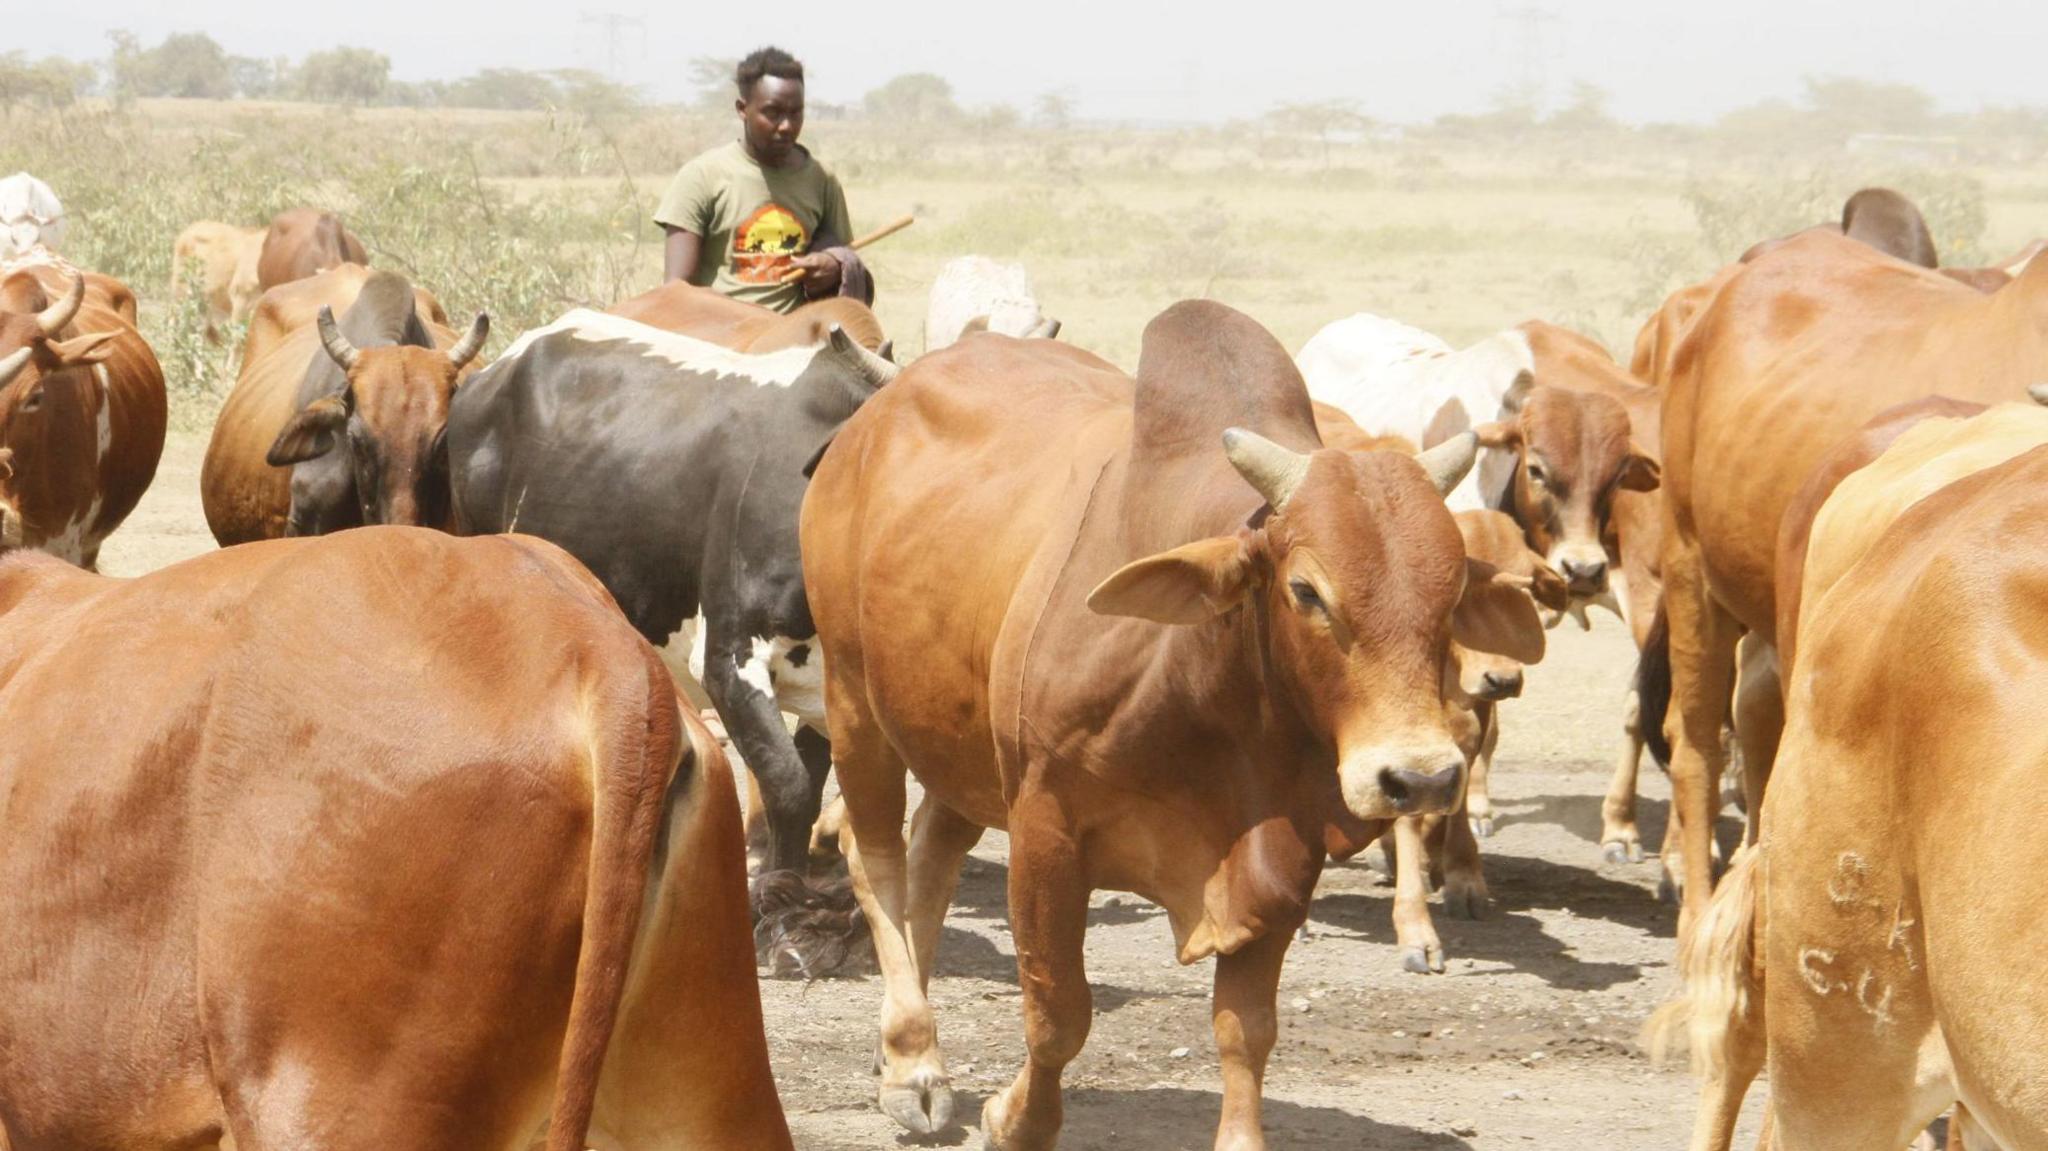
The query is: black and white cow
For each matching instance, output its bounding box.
[447,308,895,876]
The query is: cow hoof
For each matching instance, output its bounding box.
[881,1072,956,1135]
[980,1087,1016,1149]
[1444,885,1491,921]
[1602,840,1643,865]
[1470,815,1495,839]
[1400,944,1444,974]
[1657,872,1680,904]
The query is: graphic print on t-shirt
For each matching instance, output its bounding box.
[732,202,809,284]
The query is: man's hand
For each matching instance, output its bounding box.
[790,251,842,297]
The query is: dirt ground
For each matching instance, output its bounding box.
[102,432,1765,1149]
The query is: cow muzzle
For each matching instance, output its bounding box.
[1552,546,1609,597]
[1338,745,1466,820]
[1474,668,1524,701]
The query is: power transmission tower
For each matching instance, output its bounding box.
[580,10,647,80]
[1495,5,1560,113]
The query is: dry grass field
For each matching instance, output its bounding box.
[23,96,2047,1147]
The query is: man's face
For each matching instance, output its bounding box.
[737,76,804,166]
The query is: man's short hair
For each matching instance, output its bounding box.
[736,47,804,98]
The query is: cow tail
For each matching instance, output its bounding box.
[543,645,684,1151]
[1644,844,1764,1078]
[1636,601,1673,768]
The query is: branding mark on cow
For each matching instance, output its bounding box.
[497,309,818,387]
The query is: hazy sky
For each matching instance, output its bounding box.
[15,0,2042,124]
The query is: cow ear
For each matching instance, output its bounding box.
[1616,448,1661,492]
[48,331,117,365]
[266,394,349,466]
[1453,559,1546,665]
[1088,536,1256,625]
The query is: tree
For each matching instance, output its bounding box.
[1802,75,1937,139]
[109,31,235,99]
[443,68,560,110]
[1264,99,1373,169]
[687,56,737,111]
[1548,80,1617,134]
[862,73,960,125]
[295,47,390,105]
[0,53,97,110]
[550,69,640,117]
[1034,89,1075,130]
[231,55,290,100]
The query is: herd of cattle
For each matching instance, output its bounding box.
[2,166,2046,1149]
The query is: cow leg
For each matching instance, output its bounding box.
[1389,815,1444,973]
[1601,687,1648,863]
[906,794,984,988]
[1731,636,1782,849]
[793,724,836,856]
[837,766,955,1134]
[1440,784,1490,921]
[1466,701,1499,838]
[1659,556,1741,928]
[1212,923,1294,1151]
[703,623,816,876]
[982,792,1091,1151]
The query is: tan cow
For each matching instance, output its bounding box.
[1653,405,2048,1151]
[0,527,792,1151]
[0,262,166,568]
[611,277,888,353]
[1653,229,2048,929]
[800,303,1545,1149]
[202,265,476,544]
[255,206,369,291]
[170,220,266,340]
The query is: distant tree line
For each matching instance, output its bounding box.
[0,32,641,115]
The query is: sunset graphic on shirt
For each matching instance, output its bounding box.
[732,202,809,284]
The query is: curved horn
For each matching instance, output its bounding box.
[1026,317,1062,340]
[36,275,84,337]
[0,346,31,390]
[1414,431,1479,497]
[1222,427,1311,512]
[447,312,490,369]
[315,306,359,372]
[2030,383,2048,407]
[826,325,899,388]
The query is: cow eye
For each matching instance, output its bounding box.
[1289,579,1324,612]
[1525,462,1548,487]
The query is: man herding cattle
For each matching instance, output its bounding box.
[656,47,869,312]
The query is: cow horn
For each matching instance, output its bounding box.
[1026,317,1063,340]
[2030,383,2048,406]
[1222,427,1312,512]
[447,312,490,369]
[315,306,359,371]
[36,276,84,336]
[1415,431,1479,496]
[0,346,31,389]
[826,325,899,388]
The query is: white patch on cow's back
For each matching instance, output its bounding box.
[494,308,817,387]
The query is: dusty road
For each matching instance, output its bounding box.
[102,432,1763,1149]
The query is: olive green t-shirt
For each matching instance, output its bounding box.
[653,140,853,314]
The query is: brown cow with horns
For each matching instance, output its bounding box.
[800,302,1549,1149]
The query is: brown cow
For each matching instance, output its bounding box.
[1652,228,2048,928]
[170,220,266,340]
[1652,409,2048,1151]
[612,277,888,353]
[202,265,478,544]
[0,527,791,1151]
[800,302,1545,1148]
[0,263,166,569]
[255,206,369,291]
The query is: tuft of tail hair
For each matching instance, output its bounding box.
[1636,603,1673,767]
[751,868,874,980]
[1644,844,1763,1078]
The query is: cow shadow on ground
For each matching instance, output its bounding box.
[1503,790,1748,878]
[1306,867,1647,991]
[928,1087,1474,1149]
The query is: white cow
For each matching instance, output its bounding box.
[0,173,66,261]
[1297,313,1534,510]
[923,255,1057,353]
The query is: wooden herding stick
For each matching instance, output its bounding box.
[776,213,916,284]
